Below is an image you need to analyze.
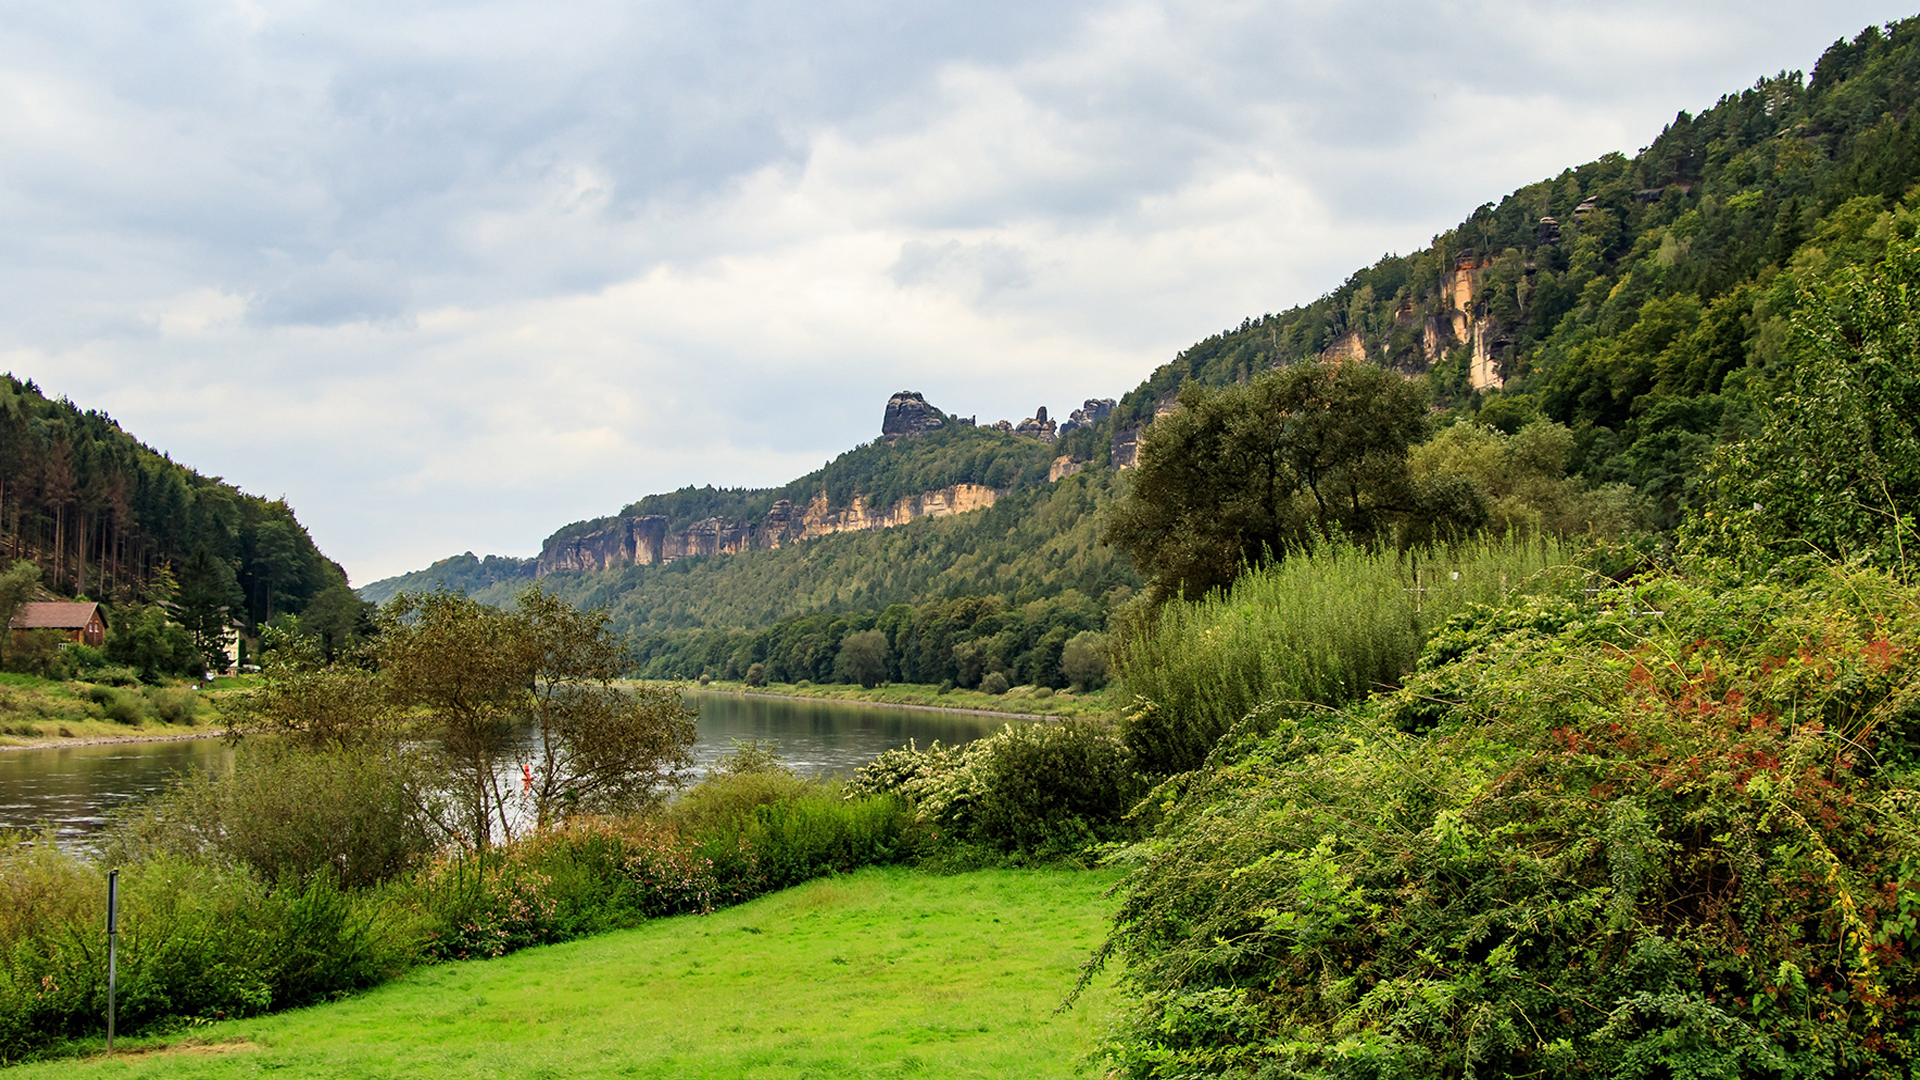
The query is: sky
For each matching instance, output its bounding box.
[4,0,1907,584]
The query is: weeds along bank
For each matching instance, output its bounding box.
[0,749,917,1062]
[1089,565,1920,1079]
[1115,537,1583,775]
[0,718,1145,1063]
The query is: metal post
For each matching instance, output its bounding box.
[106,869,118,1055]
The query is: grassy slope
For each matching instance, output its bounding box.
[0,674,240,748]
[31,868,1120,1079]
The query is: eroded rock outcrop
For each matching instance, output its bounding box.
[881,391,946,441]
[537,483,1004,577]
[1013,405,1057,442]
[1057,398,1114,434]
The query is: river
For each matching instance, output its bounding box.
[0,692,1004,850]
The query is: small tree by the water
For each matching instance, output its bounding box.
[835,630,889,688]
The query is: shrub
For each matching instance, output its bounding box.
[693,788,913,892]
[1117,537,1577,775]
[669,768,815,837]
[114,743,435,889]
[744,662,767,687]
[853,720,1139,857]
[980,671,1010,696]
[1092,567,1920,1078]
[0,842,412,1062]
[85,684,148,725]
[144,686,198,725]
[416,853,562,961]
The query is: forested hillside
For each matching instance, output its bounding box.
[1119,22,1920,525]
[542,412,1097,554]
[0,375,345,626]
[366,20,1920,670]
[380,469,1136,634]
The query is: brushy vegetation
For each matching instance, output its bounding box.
[8,868,1121,1080]
[0,741,919,1063]
[1116,537,1582,775]
[1088,565,1920,1078]
[683,677,1121,718]
[0,673,211,744]
[852,719,1142,861]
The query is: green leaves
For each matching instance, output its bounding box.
[1099,566,1920,1078]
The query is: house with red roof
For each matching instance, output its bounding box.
[8,601,107,649]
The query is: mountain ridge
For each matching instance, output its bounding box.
[363,18,1920,642]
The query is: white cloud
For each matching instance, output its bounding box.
[3,0,1902,581]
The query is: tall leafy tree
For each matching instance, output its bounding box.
[377,588,697,849]
[1105,361,1428,598]
[1690,237,1920,571]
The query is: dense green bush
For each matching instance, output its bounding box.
[853,719,1140,858]
[1117,537,1579,775]
[142,686,199,725]
[114,744,436,889]
[83,684,146,725]
[1090,567,1920,1078]
[0,841,414,1062]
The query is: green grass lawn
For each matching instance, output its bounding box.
[29,868,1122,1078]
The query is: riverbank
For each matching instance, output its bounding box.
[667,678,1121,720]
[0,673,239,750]
[20,867,1121,1077]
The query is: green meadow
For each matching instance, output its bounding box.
[25,868,1119,1079]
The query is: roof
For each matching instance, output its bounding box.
[9,601,104,631]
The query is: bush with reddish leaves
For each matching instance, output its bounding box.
[1094,566,1920,1079]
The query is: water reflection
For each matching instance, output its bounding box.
[0,694,1003,851]
[0,737,231,849]
[685,692,999,777]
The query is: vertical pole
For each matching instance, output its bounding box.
[106,869,118,1055]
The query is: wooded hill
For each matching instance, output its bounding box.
[0,374,345,629]
[365,19,1920,659]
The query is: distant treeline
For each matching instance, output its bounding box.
[631,587,1118,688]
[0,375,344,626]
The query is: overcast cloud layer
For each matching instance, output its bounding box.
[5,0,1905,583]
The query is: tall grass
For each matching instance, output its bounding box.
[1118,538,1584,774]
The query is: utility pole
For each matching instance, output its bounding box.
[106,869,118,1055]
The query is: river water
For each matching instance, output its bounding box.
[0,692,1004,850]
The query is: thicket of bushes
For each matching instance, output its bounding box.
[0,741,921,1063]
[1089,566,1920,1079]
[851,719,1143,860]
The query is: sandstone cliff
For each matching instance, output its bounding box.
[537,482,1003,577]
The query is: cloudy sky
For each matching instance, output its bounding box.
[4,0,1903,583]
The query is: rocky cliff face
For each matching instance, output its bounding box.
[1315,252,1507,391]
[537,482,1004,577]
[881,391,946,440]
